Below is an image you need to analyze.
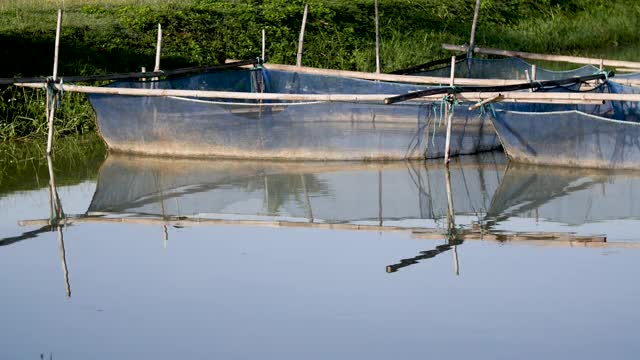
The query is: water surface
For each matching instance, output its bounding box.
[1,142,639,359]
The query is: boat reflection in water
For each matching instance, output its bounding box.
[88,151,505,229]
[9,150,640,291]
[485,163,640,235]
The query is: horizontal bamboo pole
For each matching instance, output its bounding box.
[19,216,425,233]
[21,215,640,249]
[261,63,527,86]
[411,231,640,249]
[0,59,259,85]
[615,68,640,73]
[610,78,640,86]
[20,215,636,249]
[443,43,640,69]
[14,82,640,104]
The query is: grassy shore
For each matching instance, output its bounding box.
[1,0,640,140]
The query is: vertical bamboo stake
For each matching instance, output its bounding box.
[296,4,309,67]
[531,64,537,81]
[449,56,456,87]
[261,28,266,61]
[154,24,162,72]
[599,59,604,71]
[374,0,381,74]
[444,56,456,166]
[468,0,481,58]
[46,9,63,155]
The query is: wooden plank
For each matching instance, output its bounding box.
[443,43,640,69]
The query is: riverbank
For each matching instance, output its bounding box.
[1,0,640,140]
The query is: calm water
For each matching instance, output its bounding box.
[2,143,640,359]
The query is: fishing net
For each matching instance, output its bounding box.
[88,67,500,160]
[412,57,600,81]
[493,81,640,169]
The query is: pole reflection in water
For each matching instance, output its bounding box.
[7,149,640,295]
[386,165,464,274]
[82,152,505,228]
[47,154,71,298]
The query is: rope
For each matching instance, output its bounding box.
[596,69,610,82]
[57,77,64,108]
[46,76,56,112]
[168,96,323,106]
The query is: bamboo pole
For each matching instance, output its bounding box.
[1,59,260,86]
[525,69,533,92]
[449,56,456,87]
[615,67,640,73]
[468,0,481,59]
[296,4,309,67]
[444,166,460,274]
[261,29,266,61]
[52,10,62,81]
[531,64,537,81]
[47,154,71,297]
[261,63,528,86]
[468,94,503,110]
[444,56,456,166]
[20,214,636,248]
[442,43,640,69]
[374,0,381,74]
[46,9,63,155]
[58,225,71,297]
[154,24,162,72]
[16,82,635,103]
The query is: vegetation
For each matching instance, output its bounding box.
[0,132,106,196]
[1,0,640,140]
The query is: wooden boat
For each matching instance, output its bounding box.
[490,81,640,169]
[86,67,501,160]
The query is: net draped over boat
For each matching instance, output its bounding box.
[88,67,500,160]
[412,57,600,81]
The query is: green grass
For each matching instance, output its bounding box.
[1,0,640,140]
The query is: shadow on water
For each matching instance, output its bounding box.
[4,148,640,295]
